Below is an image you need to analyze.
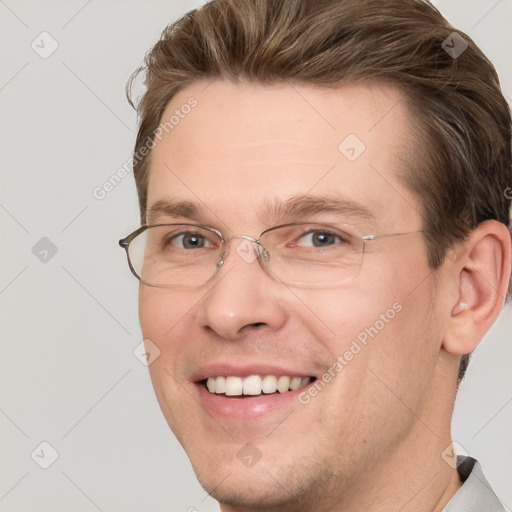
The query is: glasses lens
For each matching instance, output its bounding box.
[260,223,364,286]
[128,225,222,287]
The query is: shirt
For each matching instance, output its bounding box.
[443,456,505,511]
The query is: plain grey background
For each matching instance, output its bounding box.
[0,1,511,510]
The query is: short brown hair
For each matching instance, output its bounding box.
[127,0,512,382]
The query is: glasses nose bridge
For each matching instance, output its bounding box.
[223,233,260,246]
[218,233,268,268]
[221,233,264,257]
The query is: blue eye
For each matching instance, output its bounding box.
[297,231,342,247]
[172,232,209,249]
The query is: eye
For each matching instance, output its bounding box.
[170,232,211,249]
[296,230,344,248]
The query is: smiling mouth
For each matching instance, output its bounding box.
[201,375,316,397]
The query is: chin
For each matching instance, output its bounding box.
[179,434,338,512]
[194,460,330,511]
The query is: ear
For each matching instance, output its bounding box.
[443,220,511,356]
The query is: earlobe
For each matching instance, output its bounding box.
[443,220,511,357]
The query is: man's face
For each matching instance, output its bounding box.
[139,80,451,508]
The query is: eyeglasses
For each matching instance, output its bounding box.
[119,222,423,288]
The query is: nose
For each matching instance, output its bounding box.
[196,238,288,340]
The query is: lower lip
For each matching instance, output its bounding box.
[194,382,309,420]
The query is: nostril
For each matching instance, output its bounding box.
[242,322,266,331]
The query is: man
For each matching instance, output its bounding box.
[119,0,511,510]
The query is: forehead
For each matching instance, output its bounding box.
[147,79,421,230]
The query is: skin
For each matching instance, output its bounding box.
[138,80,511,512]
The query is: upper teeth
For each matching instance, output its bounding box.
[205,375,311,396]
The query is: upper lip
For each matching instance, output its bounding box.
[191,363,318,382]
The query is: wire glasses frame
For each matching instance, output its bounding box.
[119,222,424,288]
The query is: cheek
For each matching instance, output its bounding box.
[359,277,441,417]
[139,286,167,337]
[138,286,201,433]
[139,285,194,335]
[138,286,199,373]
[301,258,439,398]
[294,281,399,348]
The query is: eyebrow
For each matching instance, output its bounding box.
[146,195,375,226]
[146,200,199,224]
[262,195,375,223]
